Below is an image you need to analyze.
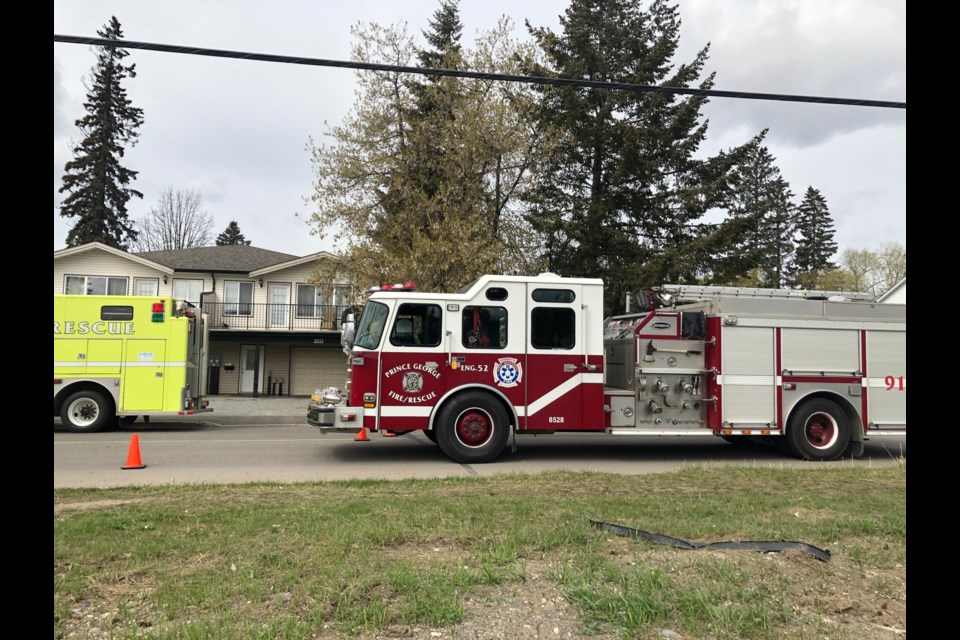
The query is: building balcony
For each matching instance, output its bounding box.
[201,301,347,332]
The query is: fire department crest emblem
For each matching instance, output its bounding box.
[402,372,423,393]
[493,357,522,388]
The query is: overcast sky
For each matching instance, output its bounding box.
[54,0,905,259]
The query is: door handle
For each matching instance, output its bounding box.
[563,364,576,372]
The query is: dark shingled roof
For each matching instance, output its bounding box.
[134,245,301,273]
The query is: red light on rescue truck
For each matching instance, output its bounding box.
[366,282,418,293]
[151,301,165,322]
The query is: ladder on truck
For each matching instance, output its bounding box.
[654,284,875,304]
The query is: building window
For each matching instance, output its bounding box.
[134,278,159,296]
[64,275,128,296]
[224,281,254,316]
[173,278,204,304]
[296,284,323,318]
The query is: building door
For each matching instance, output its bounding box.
[239,344,265,394]
[268,283,290,328]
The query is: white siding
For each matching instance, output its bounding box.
[251,260,327,305]
[882,283,906,304]
[55,250,170,295]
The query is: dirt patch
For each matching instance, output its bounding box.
[54,498,156,516]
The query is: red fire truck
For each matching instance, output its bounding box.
[307,273,906,464]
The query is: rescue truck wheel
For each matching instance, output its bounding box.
[436,392,510,463]
[60,390,113,433]
[422,429,438,444]
[786,398,850,461]
[117,415,138,428]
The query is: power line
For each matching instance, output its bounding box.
[54,34,905,110]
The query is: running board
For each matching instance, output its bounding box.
[607,429,716,437]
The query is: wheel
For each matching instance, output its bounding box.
[786,398,850,461]
[435,392,510,464]
[117,415,138,428]
[422,429,438,444]
[60,390,113,433]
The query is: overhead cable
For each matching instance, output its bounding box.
[53,34,906,110]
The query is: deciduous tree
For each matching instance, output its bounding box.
[134,187,213,251]
[835,243,909,298]
[306,5,546,291]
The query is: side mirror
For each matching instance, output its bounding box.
[341,312,356,354]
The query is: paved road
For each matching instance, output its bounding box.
[53,412,907,488]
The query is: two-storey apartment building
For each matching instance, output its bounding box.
[53,241,355,397]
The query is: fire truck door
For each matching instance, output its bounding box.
[376,302,445,432]
[524,283,584,430]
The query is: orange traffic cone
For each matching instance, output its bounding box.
[121,433,146,470]
[355,426,369,442]
[382,430,398,438]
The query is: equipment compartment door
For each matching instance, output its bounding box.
[865,330,906,427]
[720,326,776,425]
[122,339,167,411]
[524,283,586,430]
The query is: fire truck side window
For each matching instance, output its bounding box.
[462,306,507,349]
[531,307,576,350]
[100,306,134,321]
[390,303,442,347]
[354,301,390,349]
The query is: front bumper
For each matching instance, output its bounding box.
[306,401,362,433]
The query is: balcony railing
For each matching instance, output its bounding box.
[202,301,347,332]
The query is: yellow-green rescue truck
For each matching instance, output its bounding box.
[54,295,212,432]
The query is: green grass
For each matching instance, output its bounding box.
[54,465,906,639]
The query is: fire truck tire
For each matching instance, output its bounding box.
[117,415,138,428]
[60,389,113,433]
[422,429,438,444]
[786,398,850,461]
[435,392,510,464]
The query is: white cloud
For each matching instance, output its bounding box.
[53,0,905,256]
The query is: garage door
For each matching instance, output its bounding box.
[290,347,347,396]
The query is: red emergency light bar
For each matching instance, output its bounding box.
[367,281,417,293]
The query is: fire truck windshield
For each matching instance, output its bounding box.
[353,301,390,350]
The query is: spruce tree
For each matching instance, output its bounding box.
[726,145,796,288]
[58,16,144,250]
[216,221,251,246]
[524,0,764,313]
[794,186,838,276]
[417,0,463,69]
